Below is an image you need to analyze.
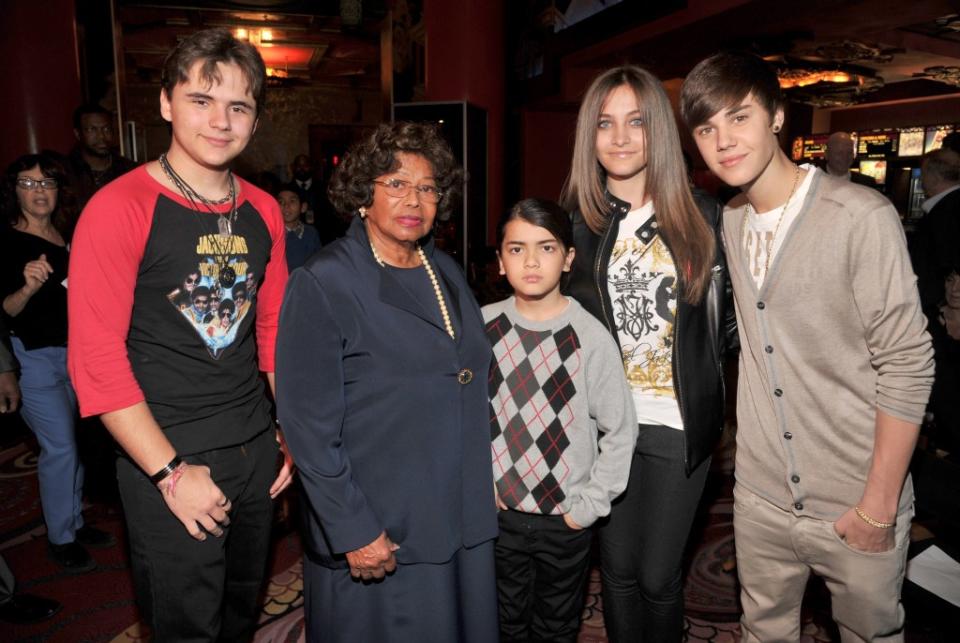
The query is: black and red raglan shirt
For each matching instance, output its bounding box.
[68,165,288,455]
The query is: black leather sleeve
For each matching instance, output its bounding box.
[693,189,738,358]
[715,200,739,358]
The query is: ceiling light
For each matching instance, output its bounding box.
[779,69,853,88]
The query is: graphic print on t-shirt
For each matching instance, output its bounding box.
[166,231,258,359]
[608,233,677,398]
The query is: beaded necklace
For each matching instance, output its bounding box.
[368,238,455,340]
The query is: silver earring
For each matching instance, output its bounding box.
[359,207,367,219]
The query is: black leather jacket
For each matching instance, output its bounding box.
[565,189,738,475]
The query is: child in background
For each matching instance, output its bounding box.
[276,183,320,272]
[483,198,637,643]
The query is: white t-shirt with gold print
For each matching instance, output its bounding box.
[606,201,683,430]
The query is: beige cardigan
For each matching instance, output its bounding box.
[723,169,934,520]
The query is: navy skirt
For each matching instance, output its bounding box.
[304,540,498,642]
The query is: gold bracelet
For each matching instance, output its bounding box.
[854,506,895,529]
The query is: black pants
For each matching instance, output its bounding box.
[931,349,960,454]
[116,427,278,643]
[599,424,710,643]
[495,509,592,643]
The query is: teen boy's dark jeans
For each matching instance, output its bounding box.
[116,426,278,642]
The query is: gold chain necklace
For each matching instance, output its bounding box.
[369,240,456,340]
[741,164,802,280]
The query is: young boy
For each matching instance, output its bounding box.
[276,183,321,272]
[680,52,933,641]
[485,199,636,642]
[68,29,293,641]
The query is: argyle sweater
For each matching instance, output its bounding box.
[483,297,637,528]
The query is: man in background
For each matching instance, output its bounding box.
[68,104,137,211]
[913,147,960,316]
[825,131,876,187]
[291,153,345,244]
[291,154,321,224]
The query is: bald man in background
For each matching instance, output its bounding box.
[913,148,960,315]
[825,132,877,188]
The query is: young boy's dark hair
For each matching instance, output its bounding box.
[161,28,267,113]
[275,183,304,202]
[680,51,784,129]
[495,198,573,250]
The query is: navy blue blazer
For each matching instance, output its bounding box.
[276,217,498,568]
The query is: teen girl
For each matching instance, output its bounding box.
[484,198,637,643]
[562,66,737,642]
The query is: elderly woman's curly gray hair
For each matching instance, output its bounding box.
[327,122,464,221]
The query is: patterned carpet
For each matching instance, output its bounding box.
[1,417,956,642]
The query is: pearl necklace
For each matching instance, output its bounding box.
[741,164,802,280]
[369,240,455,340]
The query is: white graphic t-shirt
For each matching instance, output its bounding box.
[742,164,816,288]
[606,201,683,430]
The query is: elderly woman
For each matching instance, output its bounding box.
[1,154,114,573]
[276,122,498,642]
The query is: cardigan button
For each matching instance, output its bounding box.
[757,301,765,309]
[794,502,804,511]
[774,388,783,397]
[457,369,473,385]
[765,345,774,353]
[784,432,793,440]
[791,475,800,483]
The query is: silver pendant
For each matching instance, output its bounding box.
[218,216,232,237]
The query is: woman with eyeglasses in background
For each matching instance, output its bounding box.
[1,153,114,574]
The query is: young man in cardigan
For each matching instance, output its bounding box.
[68,29,293,641]
[680,51,933,641]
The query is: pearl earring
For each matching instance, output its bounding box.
[359,207,367,219]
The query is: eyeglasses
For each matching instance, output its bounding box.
[372,179,443,203]
[16,177,58,191]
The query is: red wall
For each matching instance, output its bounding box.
[0,0,83,166]
[520,109,578,204]
[423,0,505,243]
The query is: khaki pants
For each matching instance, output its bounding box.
[733,483,912,642]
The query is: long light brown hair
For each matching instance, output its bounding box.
[560,66,715,304]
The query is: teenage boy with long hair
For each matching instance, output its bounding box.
[68,29,293,641]
[681,51,933,641]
